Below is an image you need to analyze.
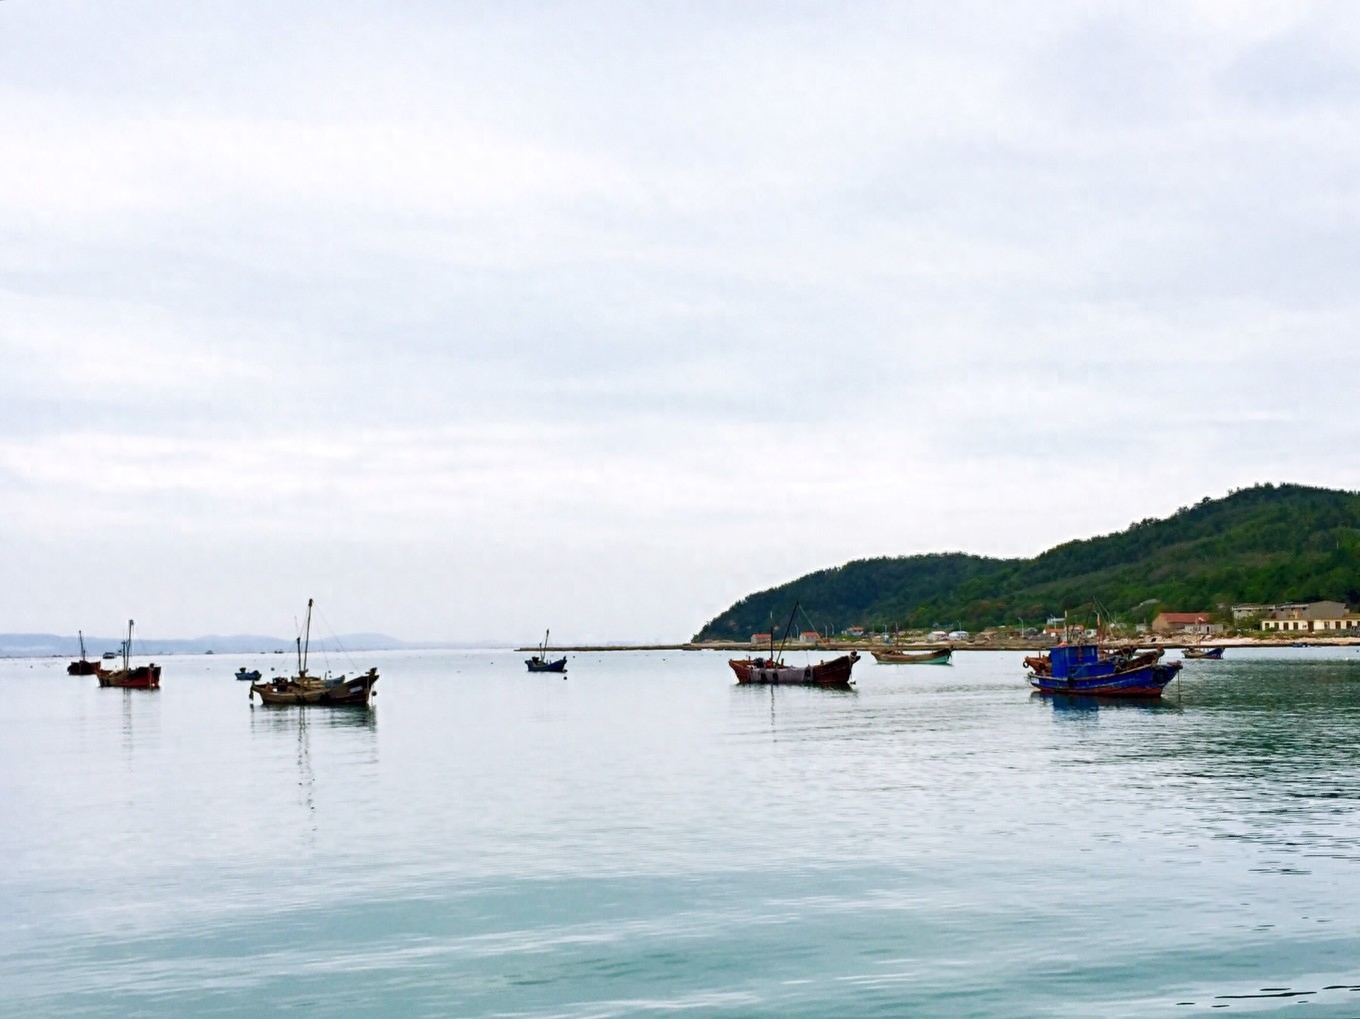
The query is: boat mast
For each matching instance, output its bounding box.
[543,629,549,658]
[301,598,314,676]
[123,619,133,670]
[78,629,86,661]
[775,601,800,662]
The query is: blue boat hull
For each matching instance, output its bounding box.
[1029,662,1180,698]
[526,657,567,673]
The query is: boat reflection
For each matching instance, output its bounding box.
[249,704,377,733]
[1032,690,1178,713]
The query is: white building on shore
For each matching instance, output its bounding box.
[1258,601,1360,632]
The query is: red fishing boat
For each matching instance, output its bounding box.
[66,630,99,675]
[97,620,161,689]
[729,651,859,688]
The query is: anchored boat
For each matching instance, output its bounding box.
[872,646,952,665]
[1181,646,1225,660]
[1027,643,1180,698]
[249,599,378,707]
[67,630,99,675]
[729,651,859,688]
[525,629,567,673]
[97,620,161,689]
[728,601,859,688]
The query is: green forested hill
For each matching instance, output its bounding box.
[693,484,1360,640]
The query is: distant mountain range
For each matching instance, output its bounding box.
[0,633,481,658]
[694,483,1360,640]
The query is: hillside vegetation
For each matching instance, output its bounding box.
[693,484,1360,640]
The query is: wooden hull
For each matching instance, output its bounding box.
[729,652,859,688]
[250,669,378,707]
[872,648,952,665]
[97,665,161,689]
[526,657,567,673]
[67,660,100,675]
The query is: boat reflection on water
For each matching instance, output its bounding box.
[1032,690,1179,713]
[249,704,377,735]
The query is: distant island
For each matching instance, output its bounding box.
[694,483,1360,641]
[0,633,472,658]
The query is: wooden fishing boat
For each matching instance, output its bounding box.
[97,620,161,689]
[249,598,378,707]
[729,651,859,688]
[67,630,99,675]
[252,668,379,706]
[872,646,952,665]
[1181,646,1224,660]
[1027,643,1179,698]
[235,667,262,681]
[525,629,567,673]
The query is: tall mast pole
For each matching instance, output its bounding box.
[302,598,314,675]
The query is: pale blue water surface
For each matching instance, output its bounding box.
[3,647,1360,1017]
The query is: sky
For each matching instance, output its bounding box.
[3,1,1359,643]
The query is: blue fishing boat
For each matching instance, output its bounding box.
[525,630,567,674]
[236,667,262,682]
[1027,644,1181,698]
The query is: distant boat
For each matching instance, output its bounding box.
[101,651,117,660]
[1027,643,1179,698]
[249,599,378,707]
[525,630,567,673]
[872,647,952,665]
[1181,646,1224,660]
[97,620,161,689]
[66,630,99,675]
[235,667,262,682]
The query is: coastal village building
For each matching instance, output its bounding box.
[1231,603,1309,621]
[750,632,772,645]
[1151,612,1222,635]
[1258,601,1360,632]
[798,631,821,644]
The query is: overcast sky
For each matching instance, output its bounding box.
[3,1,1359,643]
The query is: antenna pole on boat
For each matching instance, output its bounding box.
[124,620,133,670]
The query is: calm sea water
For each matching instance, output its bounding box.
[3,646,1360,1017]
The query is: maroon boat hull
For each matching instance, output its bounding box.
[97,665,161,689]
[67,660,99,676]
[729,652,859,688]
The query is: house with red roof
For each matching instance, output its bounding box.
[1151,612,1221,635]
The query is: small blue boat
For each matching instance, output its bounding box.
[525,629,567,674]
[1181,646,1224,660]
[1027,644,1181,698]
[235,667,262,682]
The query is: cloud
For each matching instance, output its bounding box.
[2,2,1359,638]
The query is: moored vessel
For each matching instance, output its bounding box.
[525,629,567,673]
[872,646,952,665]
[1181,646,1224,660]
[1027,643,1179,698]
[729,651,859,688]
[97,620,161,689]
[250,599,378,707]
[67,630,99,675]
